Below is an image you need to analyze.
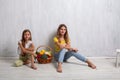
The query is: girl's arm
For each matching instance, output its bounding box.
[65,42,73,50]
[55,41,66,49]
[18,42,26,53]
[65,42,78,52]
[55,41,72,50]
[18,42,34,53]
[26,43,35,51]
[55,41,78,52]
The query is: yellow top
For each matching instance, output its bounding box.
[53,36,70,52]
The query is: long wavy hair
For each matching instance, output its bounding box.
[21,29,32,47]
[57,24,69,43]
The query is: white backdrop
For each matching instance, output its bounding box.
[0,0,120,57]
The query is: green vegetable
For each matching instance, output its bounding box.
[41,54,48,59]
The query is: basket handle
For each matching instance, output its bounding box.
[36,45,52,51]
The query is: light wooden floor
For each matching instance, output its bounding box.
[0,57,120,80]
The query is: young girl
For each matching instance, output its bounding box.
[53,24,96,73]
[18,29,37,70]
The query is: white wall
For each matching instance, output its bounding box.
[0,0,120,57]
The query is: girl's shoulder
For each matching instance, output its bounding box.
[53,36,58,39]
[53,36,58,42]
[18,40,33,44]
[18,40,22,44]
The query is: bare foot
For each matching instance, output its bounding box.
[57,67,62,73]
[57,64,62,73]
[31,65,37,70]
[86,60,96,69]
[88,64,96,69]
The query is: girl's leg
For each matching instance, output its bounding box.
[66,51,96,69]
[24,60,31,65]
[57,62,62,72]
[54,48,67,72]
[31,55,37,70]
[64,51,87,62]
[63,51,73,62]
[86,59,96,69]
[54,48,68,63]
[25,50,37,57]
[58,49,68,63]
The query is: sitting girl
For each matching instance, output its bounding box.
[18,29,37,70]
[53,24,96,73]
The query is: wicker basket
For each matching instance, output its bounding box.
[36,45,53,64]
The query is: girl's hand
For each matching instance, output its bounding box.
[60,44,65,49]
[72,48,78,52]
[20,52,25,56]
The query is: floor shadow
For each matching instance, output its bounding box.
[47,31,57,69]
[51,59,88,70]
[51,58,58,69]
[64,61,87,66]
[0,57,18,67]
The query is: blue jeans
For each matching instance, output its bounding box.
[54,48,87,63]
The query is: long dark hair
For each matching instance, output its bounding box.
[57,24,69,43]
[21,29,32,47]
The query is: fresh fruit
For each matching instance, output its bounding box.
[39,49,45,55]
[45,51,51,56]
[37,54,41,58]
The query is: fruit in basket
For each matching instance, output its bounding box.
[36,46,53,63]
[37,54,41,58]
[41,54,48,59]
[45,51,52,57]
[39,49,45,55]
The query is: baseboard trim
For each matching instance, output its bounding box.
[0,56,116,60]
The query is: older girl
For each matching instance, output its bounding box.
[53,24,96,72]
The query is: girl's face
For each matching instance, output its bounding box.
[24,31,31,41]
[59,26,66,36]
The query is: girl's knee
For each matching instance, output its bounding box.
[61,48,68,52]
